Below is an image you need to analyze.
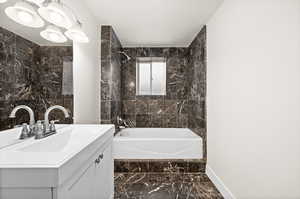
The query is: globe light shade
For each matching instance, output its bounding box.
[40,25,67,43]
[65,24,89,43]
[5,1,44,28]
[38,2,73,29]
[0,0,8,3]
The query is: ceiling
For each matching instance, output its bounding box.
[0,0,72,46]
[85,0,223,47]
[0,0,223,47]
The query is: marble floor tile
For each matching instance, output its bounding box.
[114,173,223,199]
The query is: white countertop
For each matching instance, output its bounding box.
[0,124,114,168]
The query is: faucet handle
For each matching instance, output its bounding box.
[49,120,59,133]
[35,121,44,139]
[19,123,29,139]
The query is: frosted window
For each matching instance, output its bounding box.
[136,57,166,95]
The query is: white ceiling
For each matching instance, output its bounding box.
[85,0,223,47]
[0,0,223,47]
[0,0,72,46]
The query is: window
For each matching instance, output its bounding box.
[136,57,166,95]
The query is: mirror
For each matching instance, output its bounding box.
[0,1,73,131]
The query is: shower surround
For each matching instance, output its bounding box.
[100,25,207,167]
[0,26,73,131]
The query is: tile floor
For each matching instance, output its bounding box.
[114,172,224,199]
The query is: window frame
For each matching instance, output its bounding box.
[136,57,166,96]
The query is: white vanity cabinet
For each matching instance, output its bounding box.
[56,142,114,199]
[0,125,115,199]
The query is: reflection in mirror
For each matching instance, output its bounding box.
[136,57,166,96]
[0,13,73,131]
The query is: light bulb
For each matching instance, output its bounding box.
[48,32,60,41]
[40,25,67,43]
[38,2,74,29]
[65,23,89,43]
[5,1,44,28]
[17,10,33,23]
[49,10,63,24]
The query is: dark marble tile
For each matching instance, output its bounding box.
[148,161,171,173]
[189,162,206,173]
[136,48,151,57]
[163,113,178,128]
[0,26,73,130]
[136,114,151,127]
[150,113,163,128]
[136,99,149,114]
[178,113,188,128]
[129,161,150,172]
[101,82,111,101]
[148,99,164,115]
[114,173,224,199]
[122,100,136,115]
[101,101,111,121]
[164,100,178,115]
[100,25,123,124]
[115,160,130,172]
[149,48,164,57]
[116,160,205,174]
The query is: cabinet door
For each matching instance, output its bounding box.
[94,144,113,199]
[65,161,95,199]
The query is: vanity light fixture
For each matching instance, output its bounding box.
[5,1,45,28]
[3,0,89,43]
[38,1,73,29]
[65,22,89,43]
[40,25,67,43]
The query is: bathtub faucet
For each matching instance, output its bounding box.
[117,116,134,129]
[117,116,129,128]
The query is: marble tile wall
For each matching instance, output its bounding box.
[101,26,122,126]
[0,26,73,131]
[121,47,190,128]
[187,26,207,158]
[37,46,73,124]
[114,159,206,173]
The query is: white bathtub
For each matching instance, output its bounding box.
[113,128,203,159]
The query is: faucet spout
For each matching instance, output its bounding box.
[44,105,70,127]
[9,105,35,125]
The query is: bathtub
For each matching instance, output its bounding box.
[113,128,203,159]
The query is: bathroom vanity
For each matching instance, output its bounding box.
[0,124,114,199]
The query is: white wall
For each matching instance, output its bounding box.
[207,0,300,198]
[65,0,101,124]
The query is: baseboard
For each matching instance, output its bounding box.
[206,165,236,199]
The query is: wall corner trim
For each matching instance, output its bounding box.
[206,165,236,199]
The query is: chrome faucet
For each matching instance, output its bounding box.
[9,105,35,139]
[9,105,35,125]
[44,105,70,133]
